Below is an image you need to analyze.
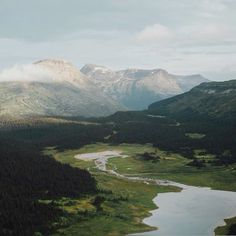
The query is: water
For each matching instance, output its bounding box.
[74,151,236,236]
[132,184,236,236]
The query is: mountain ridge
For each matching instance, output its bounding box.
[81,64,209,110]
[0,59,125,118]
[0,59,210,118]
[148,79,236,119]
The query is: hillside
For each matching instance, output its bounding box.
[0,60,124,117]
[0,60,209,118]
[148,80,236,119]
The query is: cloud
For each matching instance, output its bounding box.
[200,0,228,16]
[0,0,235,81]
[0,64,55,82]
[186,23,235,42]
[135,22,236,48]
[136,24,173,43]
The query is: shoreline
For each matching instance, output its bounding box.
[214,216,236,235]
[140,182,236,236]
[75,150,236,236]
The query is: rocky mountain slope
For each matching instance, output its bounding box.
[0,60,124,118]
[81,64,209,110]
[0,59,210,118]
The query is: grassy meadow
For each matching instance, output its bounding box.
[45,143,179,236]
[44,143,236,235]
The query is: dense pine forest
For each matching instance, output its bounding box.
[0,124,101,236]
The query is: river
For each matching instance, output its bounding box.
[75,150,236,236]
[132,183,236,236]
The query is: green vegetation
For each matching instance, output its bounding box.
[46,142,236,192]
[45,142,236,235]
[148,80,236,119]
[1,80,236,235]
[0,140,97,236]
[215,216,236,235]
[45,144,179,236]
[51,175,178,236]
[185,133,205,139]
[95,144,236,192]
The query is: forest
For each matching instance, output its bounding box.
[0,129,98,236]
[0,108,235,235]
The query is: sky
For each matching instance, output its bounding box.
[0,0,236,81]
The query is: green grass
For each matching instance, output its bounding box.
[185,133,206,139]
[45,144,179,236]
[46,142,236,192]
[215,216,236,235]
[194,149,216,161]
[44,146,97,171]
[51,174,178,236]
[104,145,236,192]
[44,143,236,236]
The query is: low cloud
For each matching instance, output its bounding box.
[0,64,55,82]
[136,24,173,43]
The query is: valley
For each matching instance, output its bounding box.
[0,79,235,236]
[2,1,236,235]
[44,143,236,236]
[0,0,236,236]
[43,144,178,236]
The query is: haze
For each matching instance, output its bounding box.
[0,0,236,81]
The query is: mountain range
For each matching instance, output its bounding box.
[81,64,208,110]
[0,59,208,118]
[0,59,123,118]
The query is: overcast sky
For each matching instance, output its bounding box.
[0,0,236,80]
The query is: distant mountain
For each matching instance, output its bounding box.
[148,80,236,119]
[0,59,210,118]
[0,59,124,118]
[81,64,209,110]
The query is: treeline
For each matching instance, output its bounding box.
[104,112,236,165]
[0,121,112,150]
[0,120,115,235]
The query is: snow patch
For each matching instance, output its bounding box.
[93,66,110,73]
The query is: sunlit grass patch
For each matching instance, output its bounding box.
[185,133,206,139]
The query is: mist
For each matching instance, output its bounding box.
[0,64,55,83]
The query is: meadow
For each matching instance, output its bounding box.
[45,142,236,235]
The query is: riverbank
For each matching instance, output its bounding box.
[45,143,236,236]
[80,149,236,236]
[106,145,236,192]
[215,216,236,235]
[45,144,179,236]
[131,185,236,236]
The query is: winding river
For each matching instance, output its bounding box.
[75,151,236,236]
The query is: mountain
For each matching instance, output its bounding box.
[148,80,236,119]
[81,64,209,110]
[0,59,210,118]
[0,59,124,118]
[97,79,236,168]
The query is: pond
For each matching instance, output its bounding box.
[132,183,236,236]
